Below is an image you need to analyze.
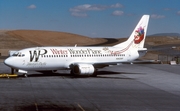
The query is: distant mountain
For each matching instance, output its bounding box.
[149,33,180,37]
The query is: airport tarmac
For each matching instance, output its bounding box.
[0,62,180,111]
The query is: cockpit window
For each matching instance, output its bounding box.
[12,52,19,56]
[12,52,25,57]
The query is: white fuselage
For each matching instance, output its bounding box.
[4,46,140,71]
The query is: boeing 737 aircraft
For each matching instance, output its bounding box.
[4,15,149,76]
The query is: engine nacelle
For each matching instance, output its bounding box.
[72,64,95,75]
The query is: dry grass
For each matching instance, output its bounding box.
[7,30,106,46]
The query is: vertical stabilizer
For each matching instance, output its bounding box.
[113,15,149,49]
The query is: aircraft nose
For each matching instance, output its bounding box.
[4,57,14,67]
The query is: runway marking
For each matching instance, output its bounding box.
[77,103,85,111]
[34,103,39,111]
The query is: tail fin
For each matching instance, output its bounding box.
[113,15,150,49]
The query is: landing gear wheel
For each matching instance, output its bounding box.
[91,73,97,77]
[70,70,74,76]
[91,69,98,77]
[11,68,14,74]
[23,74,28,77]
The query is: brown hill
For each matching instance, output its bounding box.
[7,30,106,46]
[145,36,180,46]
[0,30,107,56]
[1,30,180,60]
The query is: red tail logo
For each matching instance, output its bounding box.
[134,26,144,44]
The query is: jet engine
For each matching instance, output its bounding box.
[72,64,95,76]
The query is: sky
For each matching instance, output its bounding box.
[0,0,180,38]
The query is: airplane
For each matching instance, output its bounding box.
[4,15,150,77]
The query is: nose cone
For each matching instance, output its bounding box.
[4,57,14,67]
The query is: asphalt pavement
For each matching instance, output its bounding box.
[0,62,180,111]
